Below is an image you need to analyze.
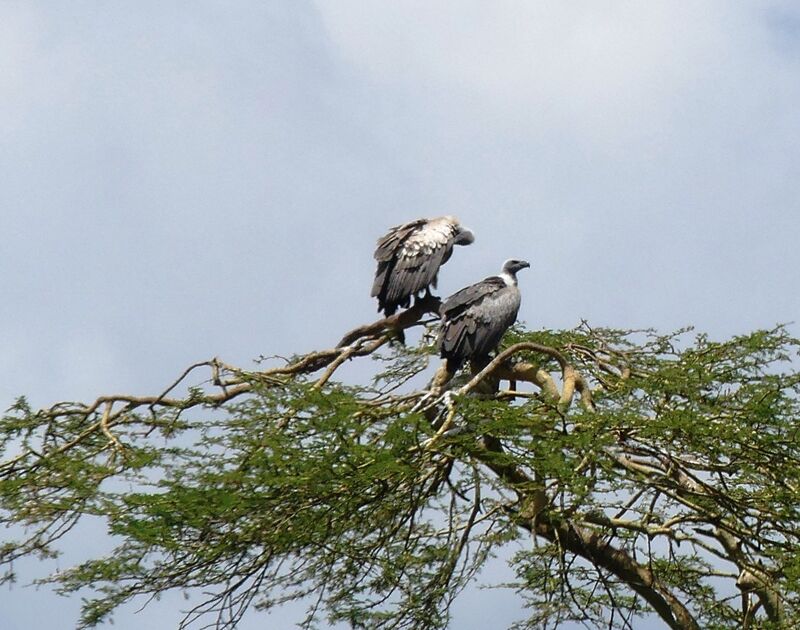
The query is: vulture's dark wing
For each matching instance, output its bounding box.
[373,219,427,264]
[371,218,459,315]
[438,276,521,369]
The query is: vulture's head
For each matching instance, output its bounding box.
[454,225,475,246]
[502,259,531,275]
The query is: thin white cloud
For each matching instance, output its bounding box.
[316,1,799,145]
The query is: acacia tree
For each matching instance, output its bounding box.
[2,304,799,629]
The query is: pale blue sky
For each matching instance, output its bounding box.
[2,2,799,628]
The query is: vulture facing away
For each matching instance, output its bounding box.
[371,216,475,316]
[438,259,530,372]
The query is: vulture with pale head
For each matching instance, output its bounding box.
[371,216,474,316]
[438,259,530,371]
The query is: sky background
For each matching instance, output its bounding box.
[2,1,799,628]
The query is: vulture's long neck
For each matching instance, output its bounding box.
[499,271,518,287]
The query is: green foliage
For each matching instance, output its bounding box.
[1,324,800,628]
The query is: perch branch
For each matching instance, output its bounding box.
[337,294,441,347]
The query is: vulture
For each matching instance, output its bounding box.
[371,216,475,316]
[438,259,530,371]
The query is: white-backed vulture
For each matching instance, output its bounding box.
[438,259,530,371]
[371,216,474,316]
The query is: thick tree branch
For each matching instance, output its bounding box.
[472,437,701,630]
[337,294,441,347]
[527,514,701,630]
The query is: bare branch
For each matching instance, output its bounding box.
[337,294,441,347]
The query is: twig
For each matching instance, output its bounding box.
[100,401,125,454]
[313,336,390,389]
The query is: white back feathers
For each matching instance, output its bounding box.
[371,216,474,316]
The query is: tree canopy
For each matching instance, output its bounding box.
[2,313,800,629]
